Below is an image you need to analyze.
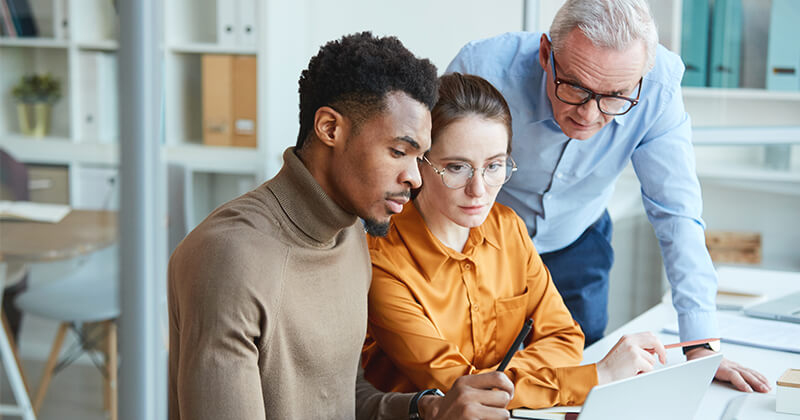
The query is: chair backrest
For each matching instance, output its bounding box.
[0,149,29,201]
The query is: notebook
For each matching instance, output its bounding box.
[0,201,71,223]
[743,291,800,324]
[512,354,722,420]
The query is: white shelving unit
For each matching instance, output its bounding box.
[4,0,794,247]
[2,0,526,240]
[0,0,262,237]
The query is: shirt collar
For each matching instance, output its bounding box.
[266,147,357,244]
[391,202,502,282]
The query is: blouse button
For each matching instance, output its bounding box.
[464,263,472,270]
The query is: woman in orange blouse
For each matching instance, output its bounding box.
[362,73,668,410]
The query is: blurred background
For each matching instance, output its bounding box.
[0,0,798,419]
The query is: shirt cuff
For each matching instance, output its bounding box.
[376,392,415,420]
[677,310,719,342]
[555,364,599,406]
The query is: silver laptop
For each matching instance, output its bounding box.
[743,291,800,324]
[512,353,722,420]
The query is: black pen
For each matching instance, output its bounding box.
[497,318,533,371]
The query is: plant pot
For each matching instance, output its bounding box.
[17,102,52,137]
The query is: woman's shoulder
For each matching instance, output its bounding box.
[486,202,525,227]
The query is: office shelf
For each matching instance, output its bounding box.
[164,145,264,174]
[0,37,69,49]
[76,40,119,51]
[683,87,800,102]
[0,0,266,234]
[0,135,117,165]
[168,43,257,55]
[692,127,800,146]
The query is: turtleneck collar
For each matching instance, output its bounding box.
[267,147,358,244]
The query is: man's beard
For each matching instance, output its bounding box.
[363,218,390,237]
[363,190,409,237]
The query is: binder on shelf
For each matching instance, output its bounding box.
[202,54,235,146]
[766,0,800,91]
[680,0,710,87]
[202,54,258,148]
[236,0,256,46]
[79,51,119,143]
[0,0,11,37]
[232,55,257,148]
[216,1,236,45]
[52,0,68,40]
[708,0,743,88]
[6,0,37,37]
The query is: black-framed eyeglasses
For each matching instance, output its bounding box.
[420,155,517,189]
[549,48,642,116]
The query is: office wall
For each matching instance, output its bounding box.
[260,0,524,176]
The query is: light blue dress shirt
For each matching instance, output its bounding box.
[447,32,718,342]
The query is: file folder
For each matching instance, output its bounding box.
[766,0,800,91]
[709,0,743,88]
[232,55,257,148]
[217,2,236,45]
[202,54,258,148]
[236,0,257,46]
[680,0,711,86]
[202,54,235,147]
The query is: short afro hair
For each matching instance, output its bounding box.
[296,31,439,149]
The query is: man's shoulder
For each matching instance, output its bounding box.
[450,31,543,75]
[460,31,541,54]
[169,191,290,284]
[647,44,686,90]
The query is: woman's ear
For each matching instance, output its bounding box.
[313,106,345,148]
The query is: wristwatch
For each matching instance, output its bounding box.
[409,388,444,420]
[682,340,721,355]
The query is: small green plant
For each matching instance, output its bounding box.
[11,73,62,104]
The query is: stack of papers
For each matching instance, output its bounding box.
[0,201,71,223]
[663,312,800,354]
[716,287,767,310]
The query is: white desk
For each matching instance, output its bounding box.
[583,267,800,419]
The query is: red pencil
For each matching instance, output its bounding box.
[664,337,721,349]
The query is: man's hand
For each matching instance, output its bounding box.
[685,348,771,393]
[596,332,667,385]
[418,371,514,420]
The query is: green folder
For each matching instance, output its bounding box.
[709,0,743,88]
[681,0,711,87]
[766,0,800,91]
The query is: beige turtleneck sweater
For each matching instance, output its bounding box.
[169,147,412,419]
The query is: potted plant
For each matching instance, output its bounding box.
[11,73,62,137]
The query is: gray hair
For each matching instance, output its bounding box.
[550,0,658,75]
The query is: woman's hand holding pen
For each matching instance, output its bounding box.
[418,372,514,420]
[595,332,667,385]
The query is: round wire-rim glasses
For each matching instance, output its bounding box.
[420,155,517,189]
[549,48,642,116]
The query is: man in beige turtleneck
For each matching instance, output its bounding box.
[168,32,514,420]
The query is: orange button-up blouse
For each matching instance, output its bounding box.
[362,202,598,409]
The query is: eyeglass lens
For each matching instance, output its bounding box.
[556,83,634,115]
[441,160,515,189]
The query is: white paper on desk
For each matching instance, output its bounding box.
[0,201,71,223]
[663,312,800,354]
[512,406,581,419]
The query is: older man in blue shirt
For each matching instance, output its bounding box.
[447,0,769,393]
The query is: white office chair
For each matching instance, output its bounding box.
[14,246,119,420]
